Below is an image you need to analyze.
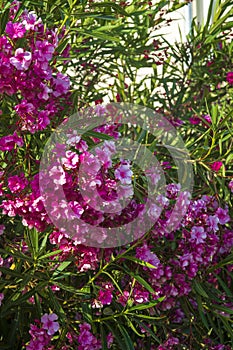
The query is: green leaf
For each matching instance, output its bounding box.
[133,319,160,343]
[0,282,47,317]
[127,298,165,312]
[193,280,209,299]
[89,2,129,16]
[105,322,127,349]
[214,273,233,297]
[0,8,10,34]
[124,315,145,338]
[127,313,164,320]
[84,130,114,140]
[49,281,91,296]
[47,287,67,321]
[52,261,72,277]
[26,228,39,258]
[196,294,209,330]
[127,272,155,294]
[81,303,93,324]
[121,256,158,269]
[0,266,23,278]
[100,324,108,350]
[118,324,135,350]
[212,304,233,316]
[38,249,62,260]
[72,28,120,42]
[56,38,70,54]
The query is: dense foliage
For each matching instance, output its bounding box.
[0,0,232,349]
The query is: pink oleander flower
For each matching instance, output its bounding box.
[216,207,230,225]
[49,165,66,185]
[210,161,223,172]
[133,287,149,304]
[166,183,181,199]
[78,323,101,350]
[190,226,207,244]
[38,83,52,100]
[37,110,50,130]
[66,131,81,146]
[27,324,51,350]
[117,291,130,306]
[15,100,35,117]
[206,215,219,232]
[220,231,233,254]
[22,11,41,30]
[53,72,70,97]
[203,114,211,123]
[8,173,28,193]
[95,140,116,168]
[117,184,134,198]
[41,313,60,336]
[226,71,233,85]
[136,243,160,268]
[107,333,114,349]
[97,289,113,305]
[189,115,200,125]
[35,40,55,61]
[0,131,24,151]
[5,21,26,39]
[62,151,79,169]
[115,161,133,185]
[10,48,32,70]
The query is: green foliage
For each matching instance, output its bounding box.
[0,0,233,349]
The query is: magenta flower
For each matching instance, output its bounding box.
[0,131,24,151]
[117,184,134,198]
[107,333,114,349]
[189,116,200,125]
[115,162,133,185]
[226,71,233,85]
[78,323,101,350]
[136,243,160,268]
[62,151,79,169]
[133,287,149,304]
[41,313,59,336]
[35,40,55,61]
[10,48,32,70]
[203,114,211,123]
[53,72,70,97]
[190,226,207,244]
[216,208,230,225]
[8,173,28,193]
[15,100,35,117]
[97,289,113,305]
[27,324,51,350]
[22,11,41,30]
[117,291,130,306]
[5,21,26,39]
[210,161,223,172]
[206,215,219,232]
[38,83,52,100]
[37,110,50,130]
[49,165,66,185]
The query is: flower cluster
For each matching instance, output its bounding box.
[26,313,59,350]
[0,2,232,349]
[0,6,70,137]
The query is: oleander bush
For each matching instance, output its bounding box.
[0,0,232,349]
